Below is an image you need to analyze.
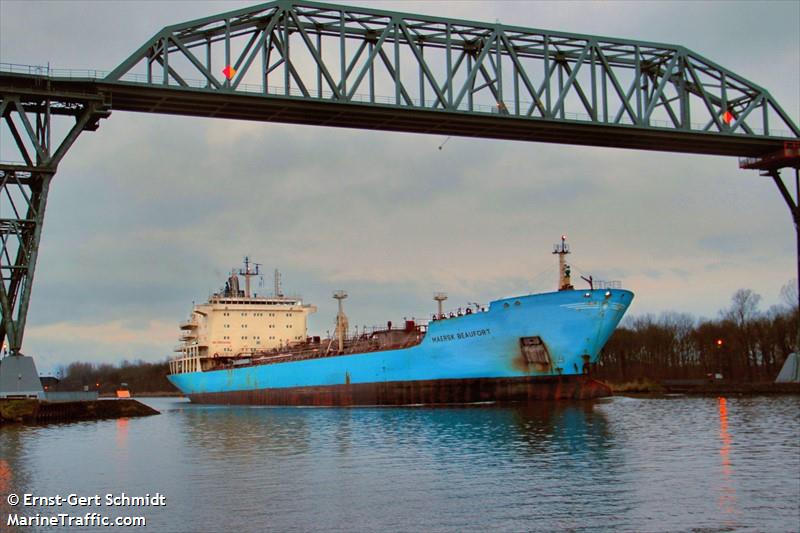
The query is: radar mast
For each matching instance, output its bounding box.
[238,257,261,298]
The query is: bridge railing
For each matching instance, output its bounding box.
[0,62,107,79]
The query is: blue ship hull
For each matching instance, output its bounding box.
[168,289,633,405]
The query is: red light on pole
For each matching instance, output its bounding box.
[716,339,724,347]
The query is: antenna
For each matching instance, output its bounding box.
[255,262,262,288]
[238,256,261,298]
[437,136,451,150]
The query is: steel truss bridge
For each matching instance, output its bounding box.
[0,0,798,358]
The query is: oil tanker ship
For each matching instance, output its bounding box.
[167,238,633,405]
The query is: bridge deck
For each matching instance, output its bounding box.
[1,73,789,157]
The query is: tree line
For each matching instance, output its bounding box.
[596,283,798,382]
[53,359,173,394]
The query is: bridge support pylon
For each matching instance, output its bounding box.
[740,142,800,352]
[0,86,109,393]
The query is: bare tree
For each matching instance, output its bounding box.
[780,279,798,312]
[724,288,762,326]
[723,289,761,379]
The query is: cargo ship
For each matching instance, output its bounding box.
[168,238,633,405]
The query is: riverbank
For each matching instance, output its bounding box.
[607,379,800,395]
[99,391,183,398]
[0,398,159,425]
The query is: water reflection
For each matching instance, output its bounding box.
[116,418,129,450]
[0,457,12,521]
[0,427,27,524]
[718,397,737,518]
[510,401,613,457]
[334,408,352,456]
[179,405,312,458]
[0,458,10,493]
[175,402,612,466]
[168,400,617,531]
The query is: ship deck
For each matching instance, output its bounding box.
[208,325,426,372]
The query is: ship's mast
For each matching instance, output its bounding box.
[333,291,348,352]
[553,235,574,291]
[434,292,448,317]
[238,257,261,298]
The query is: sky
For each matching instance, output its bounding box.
[1,0,798,373]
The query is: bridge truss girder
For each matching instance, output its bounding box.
[105,0,799,152]
[0,92,109,356]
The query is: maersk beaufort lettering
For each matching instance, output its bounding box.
[431,328,490,343]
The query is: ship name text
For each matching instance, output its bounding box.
[431,328,491,343]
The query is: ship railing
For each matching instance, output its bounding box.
[592,280,622,289]
[207,295,304,305]
[429,305,488,321]
[348,319,432,337]
[173,337,208,351]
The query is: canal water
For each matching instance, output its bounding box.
[1,395,798,532]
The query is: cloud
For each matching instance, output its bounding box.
[29,320,174,346]
[23,320,175,374]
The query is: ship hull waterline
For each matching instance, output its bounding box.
[186,374,612,406]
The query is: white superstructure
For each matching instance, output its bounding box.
[170,258,316,374]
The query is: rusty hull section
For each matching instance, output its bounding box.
[188,375,611,406]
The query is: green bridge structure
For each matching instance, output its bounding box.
[0,0,799,368]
